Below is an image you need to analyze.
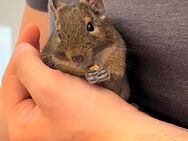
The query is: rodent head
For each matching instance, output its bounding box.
[48,0,115,69]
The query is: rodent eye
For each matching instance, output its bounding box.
[87,22,94,32]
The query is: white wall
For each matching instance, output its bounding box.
[0,0,25,84]
[0,0,25,45]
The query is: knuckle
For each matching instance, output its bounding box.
[36,84,58,109]
[14,43,38,61]
[35,70,68,107]
[14,43,34,60]
[13,43,39,72]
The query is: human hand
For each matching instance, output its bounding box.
[2,25,188,141]
[2,24,136,141]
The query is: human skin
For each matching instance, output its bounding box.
[1,24,188,141]
[0,3,188,141]
[0,88,8,141]
[0,5,48,140]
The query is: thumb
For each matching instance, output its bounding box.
[3,24,40,116]
[16,24,40,49]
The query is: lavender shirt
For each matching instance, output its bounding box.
[26,0,188,128]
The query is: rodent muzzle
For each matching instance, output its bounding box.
[71,55,84,63]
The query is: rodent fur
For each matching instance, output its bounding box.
[41,0,130,100]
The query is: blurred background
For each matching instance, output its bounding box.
[0,0,25,84]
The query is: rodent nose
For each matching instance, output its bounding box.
[72,55,84,63]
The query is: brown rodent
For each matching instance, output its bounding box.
[41,0,130,100]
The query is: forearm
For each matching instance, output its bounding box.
[20,4,48,49]
[95,107,188,141]
[125,115,188,141]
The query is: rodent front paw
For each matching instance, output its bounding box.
[85,65,111,84]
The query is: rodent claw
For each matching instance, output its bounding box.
[98,73,109,80]
[85,66,111,84]
[86,70,99,76]
[89,79,99,84]
[97,70,107,76]
[87,76,96,81]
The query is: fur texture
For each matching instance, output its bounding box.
[41,0,130,100]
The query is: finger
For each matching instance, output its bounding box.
[16,24,40,50]
[13,43,65,108]
[13,43,95,109]
[3,25,40,113]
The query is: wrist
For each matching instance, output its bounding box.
[112,110,188,141]
[87,103,188,141]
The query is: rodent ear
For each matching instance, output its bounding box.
[79,0,105,18]
[48,0,66,39]
[49,0,66,13]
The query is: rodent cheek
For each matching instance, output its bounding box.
[85,52,94,66]
[90,27,100,35]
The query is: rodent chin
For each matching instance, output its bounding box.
[73,62,93,70]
